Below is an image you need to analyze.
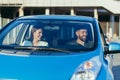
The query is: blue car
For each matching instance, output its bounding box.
[0,15,120,80]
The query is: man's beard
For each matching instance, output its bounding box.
[79,36,86,42]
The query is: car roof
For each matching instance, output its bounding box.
[17,15,95,22]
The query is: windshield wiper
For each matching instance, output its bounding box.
[15,46,71,53]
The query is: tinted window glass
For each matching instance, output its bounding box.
[0,20,94,52]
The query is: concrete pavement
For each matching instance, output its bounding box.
[112,54,120,80]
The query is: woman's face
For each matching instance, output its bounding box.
[33,29,42,41]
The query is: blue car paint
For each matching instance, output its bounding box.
[0,44,110,80]
[0,15,115,80]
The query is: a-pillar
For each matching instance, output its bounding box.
[70,8,76,16]
[19,6,24,17]
[45,8,50,15]
[94,8,98,20]
[110,15,115,38]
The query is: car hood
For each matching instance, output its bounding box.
[0,50,101,80]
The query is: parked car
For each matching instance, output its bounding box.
[0,15,120,80]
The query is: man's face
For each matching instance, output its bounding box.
[76,29,87,42]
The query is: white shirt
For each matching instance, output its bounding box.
[21,40,48,46]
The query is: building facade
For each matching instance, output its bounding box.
[0,0,120,39]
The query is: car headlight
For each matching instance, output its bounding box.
[71,56,101,80]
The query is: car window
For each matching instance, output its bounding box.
[3,23,23,45]
[2,23,30,45]
[99,23,107,46]
[0,20,95,52]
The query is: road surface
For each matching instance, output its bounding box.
[112,54,120,80]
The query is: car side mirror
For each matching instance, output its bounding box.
[108,42,120,53]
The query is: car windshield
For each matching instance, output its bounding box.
[0,19,94,52]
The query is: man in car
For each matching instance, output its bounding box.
[68,27,88,48]
[75,28,88,47]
